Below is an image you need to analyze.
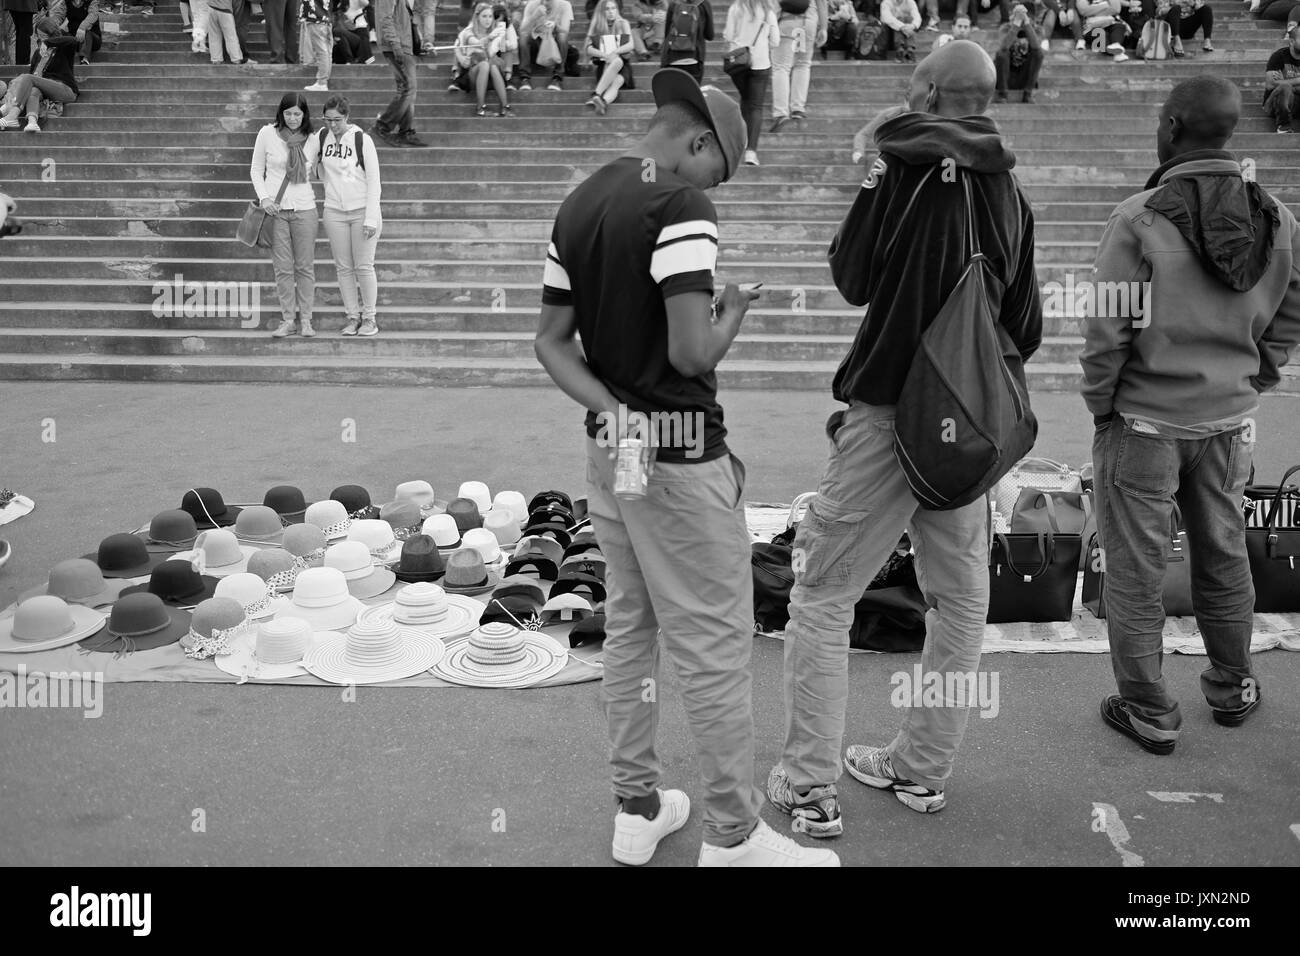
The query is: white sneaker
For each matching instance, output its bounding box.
[24,116,40,133]
[697,819,840,867]
[1105,42,1123,54]
[1040,38,1049,52]
[1112,52,1129,62]
[611,789,690,865]
[304,82,329,92]
[743,149,759,166]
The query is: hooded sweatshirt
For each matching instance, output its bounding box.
[1080,149,1300,433]
[828,111,1042,406]
[302,122,383,228]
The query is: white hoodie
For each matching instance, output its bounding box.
[303,123,383,229]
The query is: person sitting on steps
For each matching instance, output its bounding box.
[0,17,79,133]
[585,0,636,115]
[453,0,516,115]
[994,2,1043,102]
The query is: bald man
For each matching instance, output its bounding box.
[766,40,1042,835]
[1083,76,1300,755]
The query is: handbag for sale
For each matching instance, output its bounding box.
[987,531,1082,624]
[1010,488,1092,536]
[1244,478,1300,529]
[1082,515,1194,620]
[993,456,1083,518]
[236,174,291,249]
[1245,465,1300,612]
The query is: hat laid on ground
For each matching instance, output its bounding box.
[279,566,365,632]
[461,528,508,569]
[176,529,258,579]
[422,513,462,552]
[457,481,493,515]
[215,572,289,621]
[180,487,242,529]
[119,558,219,608]
[433,621,568,688]
[564,539,602,560]
[651,68,747,184]
[541,593,595,625]
[137,509,199,552]
[569,527,599,550]
[445,497,484,534]
[246,548,303,594]
[561,553,606,580]
[551,570,607,605]
[392,535,446,583]
[379,499,425,540]
[78,592,191,655]
[571,495,589,523]
[441,548,501,596]
[394,480,447,516]
[233,505,286,547]
[324,540,397,600]
[303,617,445,685]
[503,535,563,581]
[569,612,607,648]
[484,510,522,549]
[491,491,528,526]
[347,519,404,566]
[522,516,573,552]
[263,485,309,524]
[490,575,546,607]
[331,484,380,521]
[305,499,352,541]
[18,558,131,609]
[528,490,573,515]
[181,596,249,660]
[0,596,107,653]
[215,615,322,682]
[82,532,169,579]
[358,581,480,640]
[479,592,545,628]
[282,523,328,566]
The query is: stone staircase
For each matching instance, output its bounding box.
[1,1,1297,392]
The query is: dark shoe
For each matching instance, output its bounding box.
[770,116,791,133]
[995,91,1008,103]
[1212,693,1261,727]
[396,130,430,147]
[477,104,490,117]
[1100,695,1175,755]
[791,110,806,124]
[499,104,515,117]
[369,121,401,146]
[1021,89,1033,104]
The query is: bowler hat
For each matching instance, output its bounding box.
[138,509,200,552]
[181,487,242,529]
[331,484,380,520]
[82,533,169,579]
[120,558,219,607]
[393,535,446,583]
[263,485,309,524]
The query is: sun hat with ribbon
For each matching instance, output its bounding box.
[441,548,501,596]
[303,617,445,685]
[82,533,169,579]
[181,596,249,660]
[393,480,447,516]
[379,499,425,540]
[461,528,508,569]
[263,485,310,525]
[215,572,290,621]
[393,534,446,583]
[305,500,352,542]
[346,519,404,566]
[175,529,258,579]
[119,557,219,608]
[422,513,462,552]
[483,510,522,549]
[78,592,191,655]
[233,505,287,547]
[137,509,200,553]
[457,481,493,515]
[331,484,380,521]
[358,581,480,640]
[491,491,529,526]
[180,487,242,529]
[279,566,364,632]
[18,558,131,609]
[246,548,304,594]
[433,622,568,688]
[445,498,484,535]
[541,593,595,625]
[215,615,323,681]
[324,541,397,600]
[0,596,107,653]
[283,523,329,566]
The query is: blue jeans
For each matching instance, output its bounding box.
[1092,417,1258,741]
[379,51,419,134]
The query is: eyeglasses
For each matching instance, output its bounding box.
[323,115,349,123]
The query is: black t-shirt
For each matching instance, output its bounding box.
[542,155,728,464]
[1265,47,1300,101]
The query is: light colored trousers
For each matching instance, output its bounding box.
[269,206,317,322]
[208,9,243,62]
[771,6,818,120]
[781,401,991,792]
[306,21,333,83]
[189,0,211,47]
[586,436,763,847]
[323,206,379,320]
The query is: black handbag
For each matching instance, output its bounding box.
[723,22,765,77]
[1245,464,1300,612]
[1082,511,1194,620]
[987,531,1081,623]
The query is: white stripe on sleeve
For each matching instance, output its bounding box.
[650,238,718,284]
[543,241,571,291]
[656,219,719,245]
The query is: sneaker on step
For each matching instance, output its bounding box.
[24,116,39,133]
[518,79,532,90]
[1202,40,1212,52]
[547,79,563,91]
[304,82,329,92]
[1278,124,1294,134]
[341,316,361,336]
[271,318,296,338]
[1074,38,1086,50]
[611,788,690,865]
[698,819,839,867]
[299,318,315,337]
[844,744,947,813]
[1039,38,1049,52]
[1105,42,1123,54]
[743,149,759,166]
[1112,52,1129,62]
[923,17,938,30]
[357,318,379,336]
[765,764,843,838]
[396,130,429,147]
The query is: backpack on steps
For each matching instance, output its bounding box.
[667,0,702,54]
[1137,18,1171,59]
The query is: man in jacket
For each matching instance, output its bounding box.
[766,40,1042,837]
[1083,75,1300,754]
[372,0,428,146]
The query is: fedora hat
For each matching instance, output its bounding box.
[215,615,323,681]
[119,558,219,608]
[178,529,258,579]
[529,490,573,514]
[79,592,191,655]
[569,612,607,648]
[305,500,351,541]
[379,499,425,540]
[137,509,199,552]
[484,510,522,548]
[331,484,380,520]
[479,592,545,628]
[282,523,328,566]
[279,566,365,632]
[303,618,446,685]
[181,487,242,529]
[324,541,397,600]
[347,519,404,566]
[18,558,130,609]
[461,528,506,569]
[441,548,501,596]
[393,534,446,583]
[433,622,568,688]
[233,505,286,547]
[181,596,250,660]
[422,513,462,551]
[393,480,447,516]
[457,481,493,515]
[358,581,480,640]
[541,593,594,625]
[263,485,309,524]
[82,533,169,579]
[445,498,484,534]
[551,570,607,605]
[491,491,529,525]
[215,572,289,621]
[246,548,304,594]
[0,596,107,653]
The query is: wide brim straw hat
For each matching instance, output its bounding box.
[433,624,568,689]
[214,624,331,682]
[0,600,108,653]
[356,591,481,641]
[302,625,445,685]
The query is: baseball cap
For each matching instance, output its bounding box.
[651,68,747,183]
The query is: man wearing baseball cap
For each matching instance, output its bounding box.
[535,67,837,867]
[1263,7,1300,133]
